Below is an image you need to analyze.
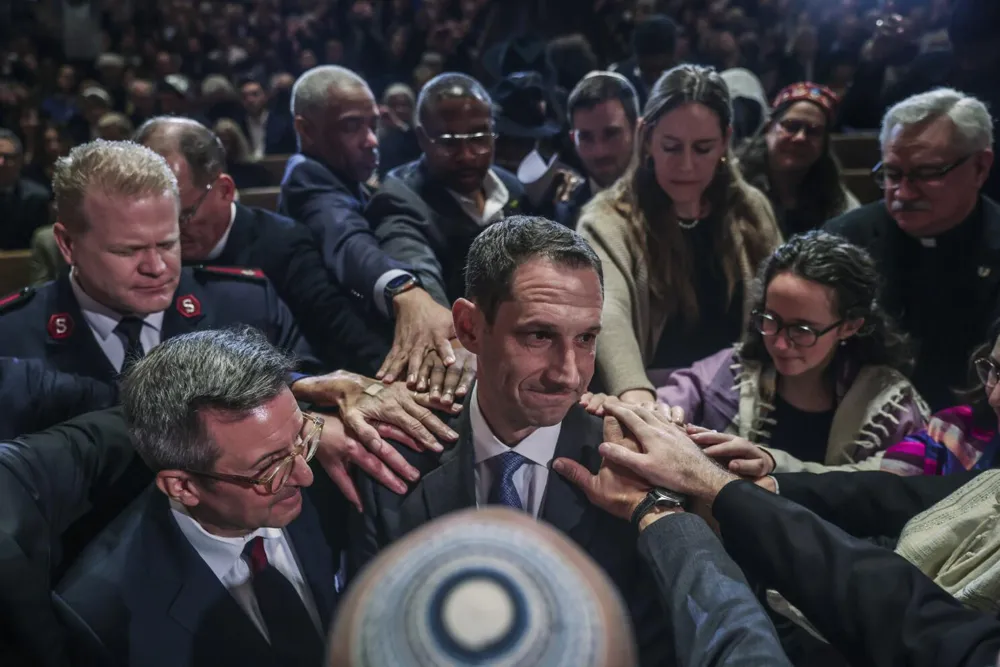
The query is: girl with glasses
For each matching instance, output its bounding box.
[584,231,929,474]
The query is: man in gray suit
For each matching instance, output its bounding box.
[352,215,785,667]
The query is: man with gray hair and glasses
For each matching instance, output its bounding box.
[58,327,367,667]
[825,88,999,409]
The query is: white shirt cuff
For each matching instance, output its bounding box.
[373,269,414,317]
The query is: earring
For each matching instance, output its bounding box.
[839,340,847,347]
[720,155,728,164]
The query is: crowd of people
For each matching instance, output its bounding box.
[3,0,1000,666]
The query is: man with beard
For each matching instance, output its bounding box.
[824,88,999,410]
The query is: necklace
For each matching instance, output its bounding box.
[676,216,702,230]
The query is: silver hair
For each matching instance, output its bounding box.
[121,326,294,473]
[291,65,370,120]
[880,88,994,154]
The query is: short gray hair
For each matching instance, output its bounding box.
[121,327,294,473]
[880,88,994,154]
[291,65,370,120]
[135,116,227,187]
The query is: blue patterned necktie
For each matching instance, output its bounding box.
[487,450,529,510]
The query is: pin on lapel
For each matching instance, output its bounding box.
[979,266,992,278]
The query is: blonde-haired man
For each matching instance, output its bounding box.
[0,139,318,382]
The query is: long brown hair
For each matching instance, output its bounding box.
[611,64,774,322]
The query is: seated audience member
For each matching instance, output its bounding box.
[95,112,135,141]
[0,128,51,250]
[824,88,999,411]
[558,399,1000,667]
[586,231,928,474]
[367,72,529,309]
[0,140,319,383]
[281,65,460,390]
[332,507,788,667]
[136,116,388,374]
[610,14,678,109]
[353,216,674,667]
[491,71,562,174]
[57,328,385,666]
[882,318,1000,476]
[22,120,73,191]
[237,76,295,159]
[737,83,860,237]
[579,65,781,400]
[720,68,769,146]
[212,119,272,190]
[377,83,420,179]
[554,71,639,228]
[29,223,65,284]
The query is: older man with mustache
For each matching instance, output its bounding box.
[825,88,999,410]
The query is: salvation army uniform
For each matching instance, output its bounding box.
[0,266,322,384]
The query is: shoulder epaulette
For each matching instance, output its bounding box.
[0,287,35,314]
[194,266,267,281]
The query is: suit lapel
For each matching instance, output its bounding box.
[45,275,118,382]
[212,204,257,267]
[539,405,602,549]
[160,269,209,340]
[285,493,339,629]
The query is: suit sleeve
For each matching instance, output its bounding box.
[772,470,977,539]
[347,468,385,582]
[368,187,450,308]
[714,480,1000,667]
[1,358,118,440]
[281,164,408,310]
[637,513,791,667]
[272,226,389,375]
[261,279,325,375]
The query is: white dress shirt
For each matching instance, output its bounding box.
[69,272,165,372]
[246,110,268,160]
[169,501,322,640]
[448,169,510,227]
[205,203,238,261]
[469,385,562,518]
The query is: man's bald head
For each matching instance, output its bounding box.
[329,508,637,667]
[415,72,492,129]
[134,116,227,187]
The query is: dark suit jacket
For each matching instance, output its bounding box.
[238,109,297,157]
[367,159,529,307]
[352,404,674,667]
[715,478,1000,667]
[0,407,136,667]
[279,153,409,314]
[1,177,51,251]
[0,267,321,385]
[190,203,388,374]
[0,357,116,440]
[57,476,347,667]
[824,196,1000,409]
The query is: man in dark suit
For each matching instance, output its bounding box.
[136,116,387,374]
[824,88,999,410]
[366,73,530,308]
[0,128,51,250]
[237,77,297,158]
[280,65,458,389]
[0,139,320,384]
[353,216,673,667]
[575,399,1000,667]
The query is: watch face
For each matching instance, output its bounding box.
[652,488,686,507]
[386,275,413,291]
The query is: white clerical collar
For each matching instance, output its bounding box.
[205,203,238,261]
[468,385,562,468]
[69,270,165,342]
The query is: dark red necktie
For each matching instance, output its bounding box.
[242,536,323,664]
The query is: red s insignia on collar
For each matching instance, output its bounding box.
[176,294,202,318]
[47,313,74,340]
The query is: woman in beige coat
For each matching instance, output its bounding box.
[579,64,782,402]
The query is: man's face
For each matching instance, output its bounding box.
[571,99,635,188]
[241,82,268,116]
[461,258,603,437]
[881,117,994,237]
[418,96,494,195]
[185,389,315,535]
[303,85,380,183]
[386,92,414,127]
[0,138,22,188]
[168,156,233,261]
[130,83,155,115]
[57,190,182,315]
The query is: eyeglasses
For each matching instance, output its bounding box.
[426,130,496,156]
[752,310,844,348]
[185,413,325,495]
[179,179,216,225]
[871,155,972,190]
[975,357,1000,388]
[777,118,825,140]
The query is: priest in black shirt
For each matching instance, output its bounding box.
[825,88,999,410]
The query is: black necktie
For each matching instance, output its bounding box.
[243,537,323,664]
[115,316,145,374]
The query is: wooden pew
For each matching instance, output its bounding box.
[257,155,291,187]
[842,168,883,205]
[831,133,880,170]
[239,187,281,212]
[0,250,33,296]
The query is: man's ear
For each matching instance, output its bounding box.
[155,470,202,508]
[216,173,238,203]
[974,149,995,189]
[292,115,312,148]
[52,221,75,267]
[453,298,484,354]
[415,125,431,153]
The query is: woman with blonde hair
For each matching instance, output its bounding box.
[579,64,781,403]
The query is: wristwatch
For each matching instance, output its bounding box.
[630,487,688,529]
[384,274,421,309]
